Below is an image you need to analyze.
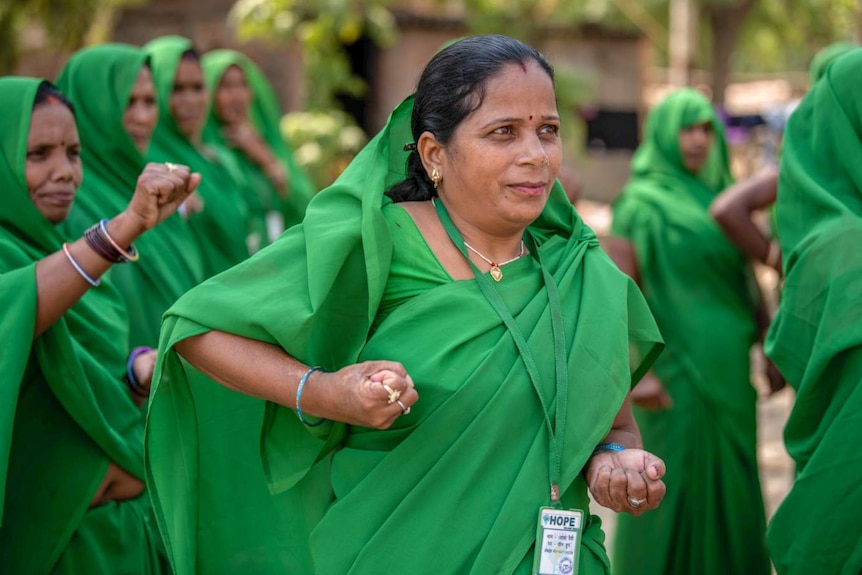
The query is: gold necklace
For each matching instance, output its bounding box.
[463,240,525,282]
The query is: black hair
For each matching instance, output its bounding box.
[386,34,554,203]
[33,81,76,116]
[181,48,200,61]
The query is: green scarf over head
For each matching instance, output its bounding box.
[57,43,205,348]
[0,77,147,572]
[611,88,769,575]
[201,49,316,236]
[809,42,857,84]
[765,48,862,575]
[143,35,251,277]
[147,94,663,574]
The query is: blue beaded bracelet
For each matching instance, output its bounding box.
[296,366,326,427]
[593,442,627,454]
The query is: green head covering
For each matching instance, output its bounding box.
[143,35,251,276]
[0,77,145,571]
[629,87,733,200]
[809,42,857,84]
[57,43,206,347]
[764,48,862,574]
[201,49,316,231]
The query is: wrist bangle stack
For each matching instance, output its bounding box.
[593,442,627,455]
[126,346,154,397]
[84,219,139,263]
[296,366,326,427]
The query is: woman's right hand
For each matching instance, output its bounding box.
[307,360,417,430]
[123,162,201,233]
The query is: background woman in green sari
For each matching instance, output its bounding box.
[57,43,206,348]
[144,36,252,277]
[0,77,196,573]
[147,35,666,574]
[611,88,772,575]
[202,49,316,247]
[765,48,862,575]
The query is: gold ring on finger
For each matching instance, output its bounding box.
[628,496,646,508]
[382,383,401,404]
[165,162,178,174]
[395,399,410,415]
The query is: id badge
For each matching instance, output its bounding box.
[533,507,583,575]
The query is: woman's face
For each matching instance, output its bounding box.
[26,102,83,224]
[123,66,158,153]
[214,65,251,125]
[171,57,208,139]
[433,61,562,235]
[678,121,713,173]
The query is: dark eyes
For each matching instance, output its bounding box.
[491,124,560,136]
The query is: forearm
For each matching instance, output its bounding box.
[34,211,143,338]
[598,393,643,449]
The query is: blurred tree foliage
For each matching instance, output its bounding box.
[0,0,143,75]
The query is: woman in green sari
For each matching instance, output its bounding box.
[201,48,316,246]
[0,77,196,573]
[147,35,666,574]
[611,88,771,575]
[144,36,252,277]
[765,48,862,575]
[57,43,206,348]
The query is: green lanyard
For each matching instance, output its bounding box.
[434,199,569,508]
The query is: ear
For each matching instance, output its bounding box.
[417,130,445,179]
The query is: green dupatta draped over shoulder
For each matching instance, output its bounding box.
[147,96,663,574]
[201,49,315,240]
[765,48,862,575]
[144,36,251,277]
[0,77,164,574]
[57,44,205,348]
[611,88,769,575]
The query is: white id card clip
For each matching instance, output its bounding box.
[533,507,583,575]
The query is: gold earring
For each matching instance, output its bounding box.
[431,167,441,190]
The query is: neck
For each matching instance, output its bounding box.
[434,197,526,263]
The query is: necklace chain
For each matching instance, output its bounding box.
[463,240,525,267]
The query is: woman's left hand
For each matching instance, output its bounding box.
[585,448,666,516]
[132,349,158,394]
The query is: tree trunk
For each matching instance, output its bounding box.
[706,0,755,105]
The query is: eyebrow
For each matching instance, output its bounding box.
[480,115,560,130]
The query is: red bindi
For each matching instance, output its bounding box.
[46,95,60,105]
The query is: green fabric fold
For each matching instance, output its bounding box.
[765,48,862,575]
[148,95,662,573]
[57,43,206,348]
[0,76,161,573]
[201,49,316,240]
[143,35,252,277]
[611,88,769,575]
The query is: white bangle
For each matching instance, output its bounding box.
[62,243,100,287]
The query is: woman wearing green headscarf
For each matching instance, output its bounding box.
[0,77,196,573]
[764,49,862,575]
[144,36,252,277]
[147,35,667,574]
[57,43,206,348]
[202,49,316,246]
[611,88,771,575]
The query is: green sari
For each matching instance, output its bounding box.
[611,88,770,575]
[143,36,252,278]
[56,43,206,348]
[0,77,165,573]
[201,49,316,242]
[765,48,862,575]
[146,96,663,574]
